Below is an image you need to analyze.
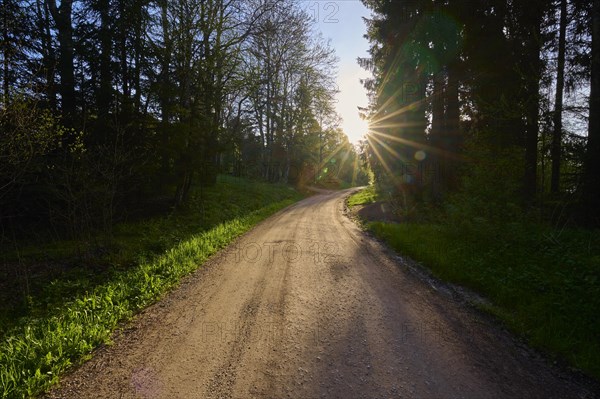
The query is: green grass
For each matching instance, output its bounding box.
[365,220,600,380]
[0,175,302,398]
[347,185,379,207]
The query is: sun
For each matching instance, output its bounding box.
[342,113,370,145]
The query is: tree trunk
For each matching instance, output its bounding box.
[118,0,130,119]
[174,169,193,208]
[430,71,445,199]
[445,64,461,190]
[2,2,10,106]
[582,0,600,223]
[98,0,112,129]
[430,72,445,148]
[38,0,57,111]
[47,0,76,128]
[551,0,567,194]
[522,4,543,204]
[133,0,143,116]
[159,0,171,175]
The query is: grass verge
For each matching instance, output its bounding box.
[347,189,600,381]
[0,175,302,398]
[346,185,379,207]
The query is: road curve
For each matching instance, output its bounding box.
[45,190,597,399]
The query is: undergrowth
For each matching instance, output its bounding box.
[348,182,600,381]
[0,175,301,398]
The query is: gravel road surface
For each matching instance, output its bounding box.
[44,190,598,399]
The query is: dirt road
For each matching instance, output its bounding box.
[45,190,597,399]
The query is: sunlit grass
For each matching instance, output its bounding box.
[0,175,302,398]
[347,186,380,207]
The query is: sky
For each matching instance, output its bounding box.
[308,1,372,144]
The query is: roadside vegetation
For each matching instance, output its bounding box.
[354,0,600,383]
[0,175,301,399]
[348,187,600,380]
[346,185,378,207]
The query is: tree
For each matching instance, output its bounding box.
[551,0,568,194]
[582,0,600,222]
[47,0,76,127]
[359,0,594,219]
[0,0,347,235]
[241,1,338,184]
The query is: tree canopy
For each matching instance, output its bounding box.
[359,0,597,225]
[0,0,367,238]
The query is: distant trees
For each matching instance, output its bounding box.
[242,3,339,183]
[0,0,364,238]
[360,0,597,225]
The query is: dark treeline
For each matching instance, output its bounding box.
[0,0,366,240]
[359,0,599,226]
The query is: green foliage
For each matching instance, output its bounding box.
[0,99,63,194]
[347,186,380,207]
[0,176,301,398]
[0,100,59,164]
[367,221,600,380]
[445,144,526,234]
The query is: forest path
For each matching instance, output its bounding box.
[45,190,596,399]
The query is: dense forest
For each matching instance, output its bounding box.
[354,0,600,381]
[0,0,366,243]
[359,0,599,226]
